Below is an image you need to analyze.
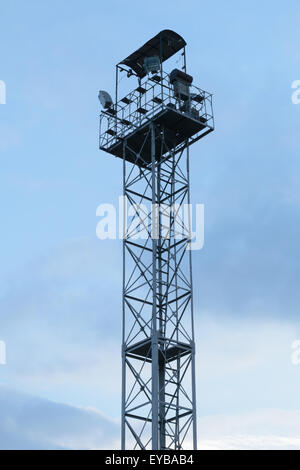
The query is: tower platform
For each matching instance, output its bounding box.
[126,337,192,363]
[100,105,212,166]
[99,70,214,167]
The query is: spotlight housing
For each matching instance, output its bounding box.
[98,90,113,109]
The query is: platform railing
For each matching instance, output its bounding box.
[99,71,214,152]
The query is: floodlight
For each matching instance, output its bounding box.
[143,56,160,75]
[98,90,113,109]
[169,69,193,101]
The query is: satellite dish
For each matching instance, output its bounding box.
[98,90,113,109]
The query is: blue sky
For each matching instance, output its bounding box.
[0,0,300,449]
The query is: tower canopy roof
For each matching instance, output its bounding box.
[119,29,186,78]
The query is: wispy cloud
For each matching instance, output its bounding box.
[198,409,300,450]
[1,385,300,450]
[0,385,119,450]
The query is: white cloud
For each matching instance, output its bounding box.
[1,239,300,448]
[1,385,300,450]
[198,435,300,450]
[198,409,300,450]
[0,385,119,450]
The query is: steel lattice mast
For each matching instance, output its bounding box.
[99,30,214,450]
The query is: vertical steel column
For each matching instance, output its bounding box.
[150,123,159,450]
[187,144,198,450]
[121,139,126,450]
[157,143,166,450]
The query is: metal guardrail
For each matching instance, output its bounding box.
[99,72,214,152]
